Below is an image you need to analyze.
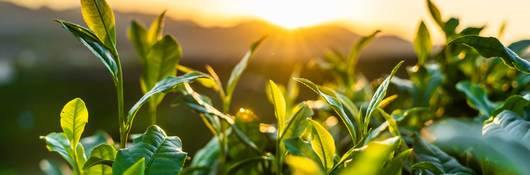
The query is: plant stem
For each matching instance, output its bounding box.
[114,52,126,148]
[148,102,157,125]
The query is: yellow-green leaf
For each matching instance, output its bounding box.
[309,120,336,172]
[285,155,324,175]
[141,35,182,97]
[147,11,166,45]
[123,158,145,175]
[267,80,287,133]
[341,137,399,175]
[414,21,432,65]
[80,0,116,48]
[60,98,89,150]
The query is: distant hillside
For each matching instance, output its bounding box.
[0,1,414,68]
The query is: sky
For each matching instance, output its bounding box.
[7,0,530,43]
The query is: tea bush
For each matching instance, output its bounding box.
[40,0,529,174]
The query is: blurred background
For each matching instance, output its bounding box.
[1,0,529,173]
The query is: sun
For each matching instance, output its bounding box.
[243,1,342,29]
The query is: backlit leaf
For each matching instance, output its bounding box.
[414,21,432,65]
[341,137,400,175]
[285,155,324,175]
[60,98,89,150]
[127,20,148,59]
[309,120,336,171]
[80,0,116,48]
[267,80,287,133]
[123,158,145,175]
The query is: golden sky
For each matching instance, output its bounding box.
[9,0,530,43]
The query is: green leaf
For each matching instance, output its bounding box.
[341,137,400,175]
[128,20,149,59]
[189,138,220,174]
[492,95,529,117]
[284,137,320,164]
[483,110,530,148]
[309,120,336,171]
[127,72,206,127]
[123,158,145,175]
[280,103,313,140]
[113,125,187,175]
[56,20,118,79]
[347,30,380,75]
[226,155,273,174]
[80,0,116,48]
[380,149,413,175]
[40,159,65,175]
[295,78,357,144]
[508,39,530,55]
[41,133,77,168]
[225,37,265,111]
[60,98,89,150]
[414,21,432,65]
[456,80,496,116]
[40,133,86,174]
[412,135,473,174]
[141,35,182,99]
[411,161,444,175]
[84,144,116,175]
[449,35,530,73]
[267,80,287,133]
[81,131,114,157]
[285,155,324,175]
[426,0,443,29]
[364,61,403,131]
[147,11,166,45]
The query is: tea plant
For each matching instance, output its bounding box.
[40,0,529,174]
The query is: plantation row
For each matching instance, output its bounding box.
[40,0,530,174]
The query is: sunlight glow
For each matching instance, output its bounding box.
[242,0,345,29]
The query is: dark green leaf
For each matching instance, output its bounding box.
[189,138,220,175]
[127,20,148,59]
[364,61,403,131]
[449,36,530,73]
[456,80,496,116]
[40,133,86,174]
[508,39,530,55]
[81,131,114,157]
[127,72,206,127]
[56,20,118,79]
[411,161,444,175]
[483,110,530,148]
[113,125,187,175]
[123,158,145,175]
[412,135,473,174]
[426,0,443,28]
[40,159,65,175]
[80,0,116,48]
[492,95,529,116]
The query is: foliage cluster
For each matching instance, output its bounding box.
[40,0,529,174]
